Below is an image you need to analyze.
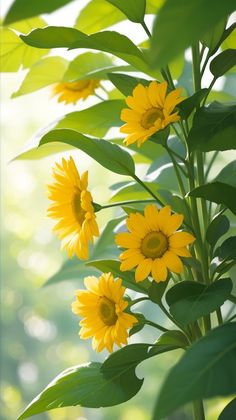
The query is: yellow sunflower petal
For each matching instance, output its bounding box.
[151,258,168,282]
[170,247,192,257]
[162,250,184,273]
[169,231,195,248]
[163,213,184,236]
[156,206,171,231]
[115,232,141,248]
[135,258,152,282]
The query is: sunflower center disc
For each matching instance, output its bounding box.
[141,107,164,129]
[99,297,118,326]
[141,231,168,259]
[65,80,90,92]
[73,191,86,224]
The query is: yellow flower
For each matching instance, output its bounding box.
[47,156,99,260]
[115,204,195,283]
[72,272,137,352]
[52,80,100,104]
[120,81,185,146]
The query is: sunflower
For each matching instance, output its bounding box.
[72,272,137,352]
[47,156,99,260]
[120,81,185,147]
[52,79,100,104]
[115,204,195,283]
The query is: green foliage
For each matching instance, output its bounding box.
[165,279,232,326]
[64,52,134,82]
[0,17,49,72]
[40,129,135,176]
[215,160,236,187]
[4,0,74,25]
[106,0,146,23]
[12,56,68,97]
[154,330,189,350]
[219,398,236,420]
[189,182,236,215]
[55,99,124,137]
[215,236,236,261]
[178,89,207,119]
[108,73,150,96]
[87,259,150,294]
[210,49,236,78]
[148,280,168,304]
[150,0,236,67]
[206,214,230,248]
[201,20,226,54]
[153,323,236,419]
[188,102,236,152]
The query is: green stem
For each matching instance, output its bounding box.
[95,92,105,101]
[141,21,151,37]
[202,77,217,106]
[216,307,223,325]
[132,174,165,207]
[128,297,149,307]
[94,199,156,212]
[166,147,187,197]
[205,151,219,181]
[192,400,205,420]
[159,303,190,340]
[145,319,169,333]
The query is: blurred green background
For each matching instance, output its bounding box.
[1,1,235,419]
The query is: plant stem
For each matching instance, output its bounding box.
[202,77,217,105]
[216,307,223,325]
[132,174,165,207]
[141,21,151,37]
[95,92,105,101]
[205,151,219,181]
[166,146,187,196]
[128,297,150,307]
[145,319,169,333]
[94,199,157,211]
[192,400,205,420]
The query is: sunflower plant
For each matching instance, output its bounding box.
[1,0,236,419]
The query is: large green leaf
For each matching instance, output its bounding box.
[110,181,161,203]
[206,214,230,248]
[166,279,232,326]
[178,89,207,119]
[74,0,164,34]
[106,0,146,23]
[215,160,236,187]
[40,129,135,176]
[187,102,236,152]
[12,56,68,97]
[189,182,236,215]
[87,259,150,294]
[153,323,236,419]
[55,99,124,137]
[219,398,236,420]
[63,52,134,82]
[150,0,236,68]
[19,341,180,419]
[0,17,48,72]
[201,19,226,54]
[21,27,154,75]
[108,73,151,96]
[4,0,74,25]
[210,49,236,78]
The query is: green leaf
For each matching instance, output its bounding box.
[189,182,236,215]
[188,102,236,152]
[12,56,68,97]
[148,280,168,304]
[44,217,123,286]
[4,0,74,25]
[166,279,232,326]
[106,0,146,23]
[74,0,164,34]
[13,142,75,161]
[40,129,135,177]
[110,181,161,203]
[206,215,230,248]
[0,18,49,72]
[210,49,236,78]
[178,89,207,119]
[215,236,236,261]
[219,398,236,420]
[215,160,236,187]
[201,19,226,54]
[129,313,146,337]
[153,323,236,419]
[154,330,189,349]
[150,0,236,68]
[87,259,150,294]
[55,99,124,137]
[108,73,151,96]
[21,27,152,74]
[63,52,134,82]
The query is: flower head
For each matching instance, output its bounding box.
[120,81,185,147]
[72,272,137,352]
[115,204,195,283]
[47,156,99,260]
[52,80,100,104]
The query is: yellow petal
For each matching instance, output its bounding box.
[126,212,149,237]
[156,206,171,231]
[144,204,160,230]
[163,213,184,236]
[120,253,144,271]
[162,250,184,273]
[169,231,195,248]
[135,258,152,282]
[169,247,192,257]
[115,232,141,248]
[151,258,168,282]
